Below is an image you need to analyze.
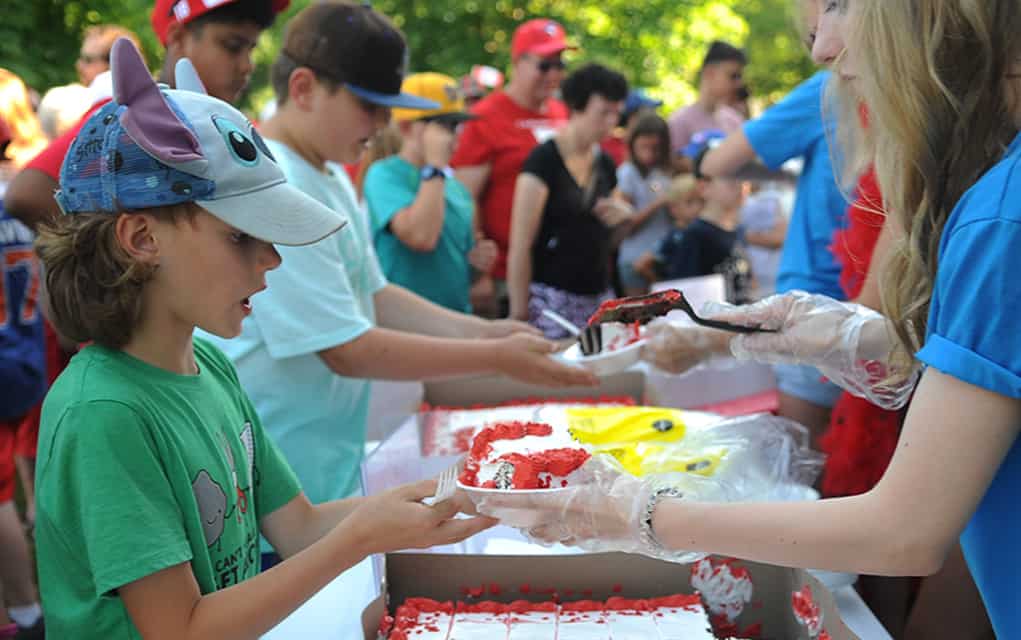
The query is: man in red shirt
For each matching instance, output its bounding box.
[4,0,288,230]
[452,18,572,316]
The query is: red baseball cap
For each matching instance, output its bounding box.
[151,0,290,45]
[511,19,574,60]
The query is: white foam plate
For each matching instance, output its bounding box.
[556,339,647,376]
[457,481,572,528]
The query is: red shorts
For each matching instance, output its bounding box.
[0,416,22,503]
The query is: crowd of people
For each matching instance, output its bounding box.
[0,0,1015,638]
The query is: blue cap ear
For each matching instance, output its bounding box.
[175,58,208,95]
[111,37,204,164]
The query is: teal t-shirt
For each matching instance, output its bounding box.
[364,156,475,312]
[201,140,387,516]
[35,339,301,639]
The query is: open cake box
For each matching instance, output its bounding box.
[361,551,858,639]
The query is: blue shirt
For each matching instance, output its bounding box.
[916,130,1021,637]
[743,71,848,300]
[364,156,475,313]
[0,197,46,420]
[200,140,388,517]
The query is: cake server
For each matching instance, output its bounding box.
[588,289,773,334]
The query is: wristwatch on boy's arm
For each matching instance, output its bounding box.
[420,165,451,181]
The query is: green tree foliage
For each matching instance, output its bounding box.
[1,0,813,117]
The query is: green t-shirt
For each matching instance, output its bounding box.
[364,155,475,313]
[35,338,302,639]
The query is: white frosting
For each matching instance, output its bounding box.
[448,612,508,639]
[402,612,452,639]
[653,606,716,639]
[690,559,754,622]
[400,602,715,640]
[556,610,610,640]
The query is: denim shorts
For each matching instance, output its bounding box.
[773,363,843,408]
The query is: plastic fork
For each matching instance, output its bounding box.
[541,309,603,356]
[432,458,464,502]
[588,289,773,334]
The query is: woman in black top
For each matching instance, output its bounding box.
[507,63,632,338]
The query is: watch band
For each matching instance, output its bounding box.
[420,165,447,181]
[639,486,684,552]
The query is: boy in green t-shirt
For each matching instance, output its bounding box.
[33,40,494,639]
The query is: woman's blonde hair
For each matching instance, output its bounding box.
[35,205,197,350]
[0,68,47,168]
[849,1,1021,374]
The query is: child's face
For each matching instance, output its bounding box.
[632,134,661,168]
[149,208,281,339]
[311,84,392,165]
[179,21,262,104]
[703,177,745,210]
[668,193,704,228]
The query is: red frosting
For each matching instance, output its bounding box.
[456,600,507,614]
[605,596,650,611]
[648,594,703,610]
[791,585,823,634]
[458,422,590,489]
[588,289,682,325]
[560,600,605,612]
[389,598,455,639]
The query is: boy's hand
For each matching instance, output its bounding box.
[480,318,541,339]
[632,252,659,283]
[345,480,496,556]
[492,333,599,387]
[421,122,455,167]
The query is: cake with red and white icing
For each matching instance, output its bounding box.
[421,397,635,457]
[384,595,719,639]
[457,422,590,490]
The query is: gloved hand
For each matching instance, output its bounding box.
[704,291,918,410]
[642,318,733,375]
[474,454,710,564]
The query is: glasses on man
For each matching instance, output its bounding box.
[536,58,566,73]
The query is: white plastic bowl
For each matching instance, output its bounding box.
[457,481,574,528]
[556,338,647,376]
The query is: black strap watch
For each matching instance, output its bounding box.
[420,165,447,181]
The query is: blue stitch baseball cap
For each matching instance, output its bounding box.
[681,128,727,159]
[56,38,347,246]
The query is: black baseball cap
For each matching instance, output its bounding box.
[280,2,438,110]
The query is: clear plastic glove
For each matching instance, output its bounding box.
[475,454,710,564]
[642,318,732,375]
[705,291,918,410]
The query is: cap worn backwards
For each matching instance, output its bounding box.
[56,38,346,247]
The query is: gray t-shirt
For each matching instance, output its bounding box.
[616,162,673,266]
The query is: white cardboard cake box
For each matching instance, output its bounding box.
[361,552,859,640]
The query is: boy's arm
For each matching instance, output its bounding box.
[317,327,596,387]
[373,283,534,339]
[259,493,362,560]
[119,481,494,640]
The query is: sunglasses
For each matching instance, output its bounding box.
[536,58,567,73]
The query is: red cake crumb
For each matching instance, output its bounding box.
[518,584,532,594]
[791,585,823,635]
[460,585,486,599]
[611,583,623,593]
[488,583,501,596]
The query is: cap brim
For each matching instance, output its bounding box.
[429,112,478,125]
[529,42,575,57]
[346,84,440,110]
[198,181,348,246]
